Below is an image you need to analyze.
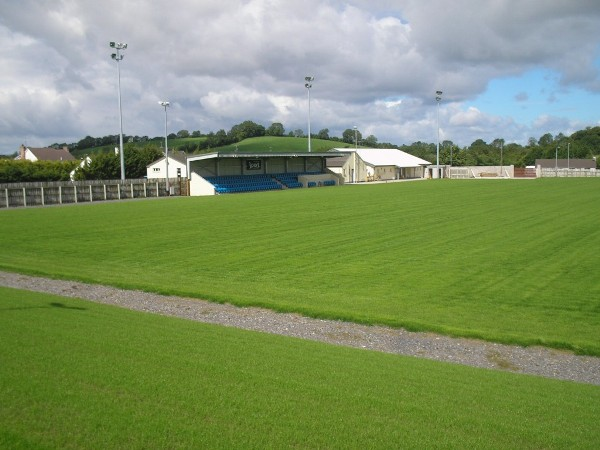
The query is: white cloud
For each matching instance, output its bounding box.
[0,0,599,153]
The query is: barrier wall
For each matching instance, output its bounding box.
[0,178,187,208]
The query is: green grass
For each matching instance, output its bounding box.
[1,287,598,449]
[215,135,352,153]
[1,179,599,355]
[71,136,346,159]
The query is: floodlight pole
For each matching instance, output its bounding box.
[159,101,170,194]
[110,41,127,181]
[500,141,503,177]
[353,126,358,149]
[305,76,314,152]
[435,90,443,179]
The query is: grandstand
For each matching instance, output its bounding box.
[188,152,345,196]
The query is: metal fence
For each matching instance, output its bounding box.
[0,178,187,209]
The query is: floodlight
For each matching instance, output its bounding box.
[304,76,315,152]
[159,100,171,194]
[435,90,443,177]
[110,40,128,180]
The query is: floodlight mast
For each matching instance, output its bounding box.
[435,90,443,179]
[110,41,128,181]
[305,76,314,152]
[158,101,171,194]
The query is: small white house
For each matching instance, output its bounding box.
[147,151,188,179]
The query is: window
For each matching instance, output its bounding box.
[153,168,160,172]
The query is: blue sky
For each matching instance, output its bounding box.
[470,67,600,126]
[0,0,599,154]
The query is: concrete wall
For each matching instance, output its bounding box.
[0,178,183,208]
[189,172,216,196]
[448,165,514,178]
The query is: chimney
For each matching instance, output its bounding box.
[19,144,26,160]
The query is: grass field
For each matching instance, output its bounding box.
[1,287,599,449]
[1,179,599,355]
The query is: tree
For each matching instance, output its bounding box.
[364,135,378,147]
[293,129,304,138]
[266,122,285,136]
[77,135,96,149]
[317,128,330,140]
[228,120,265,142]
[74,151,120,180]
[124,144,163,178]
[538,133,554,147]
[191,130,202,138]
[0,160,78,183]
[342,128,361,144]
[177,130,190,138]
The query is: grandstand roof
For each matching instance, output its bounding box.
[331,148,431,168]
[188,151,346,162]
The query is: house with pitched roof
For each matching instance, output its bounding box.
[16,145,75,162]
[146,151,188,179]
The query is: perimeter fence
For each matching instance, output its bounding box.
[0,178,188,209]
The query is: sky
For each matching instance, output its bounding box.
[1,0,600,155]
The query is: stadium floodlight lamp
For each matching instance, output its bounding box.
[110,41,128,180]
[435,90,443,178]
[158,101,171,194]
[305,76,314,152]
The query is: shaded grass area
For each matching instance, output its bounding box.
[0,179,599,354]
[1,287,599,449]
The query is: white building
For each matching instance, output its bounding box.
[147,151,188,180]
[328,148,431,183]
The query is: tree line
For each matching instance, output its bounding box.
[2,122,598,183]
[0,144,162,183]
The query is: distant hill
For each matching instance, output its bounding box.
[72,135,356,158]
[212,136,355,153]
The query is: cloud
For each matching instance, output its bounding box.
[0,0,599,153]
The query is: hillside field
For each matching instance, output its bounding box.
[0,179,599,354]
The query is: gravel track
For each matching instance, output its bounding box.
[2,270,599,386]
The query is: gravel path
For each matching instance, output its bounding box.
[2,270,599,386]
